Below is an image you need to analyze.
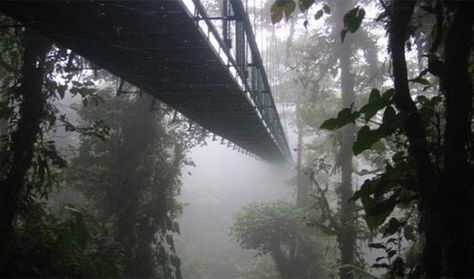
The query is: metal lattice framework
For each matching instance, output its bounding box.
[0,0,292,163]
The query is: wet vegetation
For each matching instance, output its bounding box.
[0,0,473,278]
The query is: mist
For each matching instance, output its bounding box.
[177,142,292,278]
[1,0,474,278]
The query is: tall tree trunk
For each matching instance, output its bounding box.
[442,2,473,277]
[296,113,309,209]
[388,1,442,276]
[334,1,357,277]
[0,30,51,254]
[112,94,157,277]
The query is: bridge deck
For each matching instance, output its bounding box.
[0,0,291,162]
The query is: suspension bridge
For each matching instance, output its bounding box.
[0,0,291,163]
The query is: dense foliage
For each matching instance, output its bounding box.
[231,201,335,278]
[0,15,201,277]
[271,0,473,277]
[0,0,473,277]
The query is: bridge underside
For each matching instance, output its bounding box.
[1,0,290,162]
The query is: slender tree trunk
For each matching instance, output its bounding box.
[112,94,157,276]
[389,1,443,276]
[442,3,473,277]
[0,30,51,254]
[296,113,309,209]
[337,53,357,279]
[334,1,357,277]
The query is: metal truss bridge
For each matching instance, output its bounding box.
[0,0,291,163]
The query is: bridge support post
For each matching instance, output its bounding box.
[222,0,231,48]
[235,20,245,80]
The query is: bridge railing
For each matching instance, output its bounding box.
[180,0,291,161]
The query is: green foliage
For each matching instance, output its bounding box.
[320,86,437,276]
[0,19,125,277]
[320,108,359,130]
[271,1,288,24]
[230,201,304,253]
[340,7,365,42]
[271,0,332,25]
[352,126,383,156]
[69,91,190,278]
[322,4,331,14]
[320,87,401,156]
[1,205,119,277]
[236,255,281,279]
[359,89,394,121]
[230,201,331,278]
[314,9,324,20]
[298,0,315,12]
[352,152,417,230]
[350,149,419,275]
[0,16,194,277]
[272,0,474,276]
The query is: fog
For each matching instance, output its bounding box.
[177,141,293,278]
[2,0,471,278]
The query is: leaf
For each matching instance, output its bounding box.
[323,4,331,14]
[360,89,382,121]
[303,19,308,29]
[314,10,324,20]
[343,7,358,29]
[83,80,95,86]
[364,193,399,231]
[371,263,390,269]
[341,29,349,42]
[428,56,445,77]
[320,108,358,130]
[382,217,404,237]
[410,77,431,85]
[382,88,394,100]
[387,250,397,258]
[57,84,67,99]
[353,126,383,155]
[344,7,365,32]
[351,179,375,202]
[341,7,365,41]
[271,2,284,24]
[298,0,314,12]
[368,88,381,103]
[387,238,398,244]
[368,243,386,249]
[320,118,338,130]
[283,0,296,18]
[366,211,390,232]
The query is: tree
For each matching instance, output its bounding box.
[272,1,381,277]
[69,89,199,278]
[0,29,52,249]
[230,201,335,278]
[271,0,474,277]
[0,19,118,276]
[386,1,473,276]
[0,14,199,277]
